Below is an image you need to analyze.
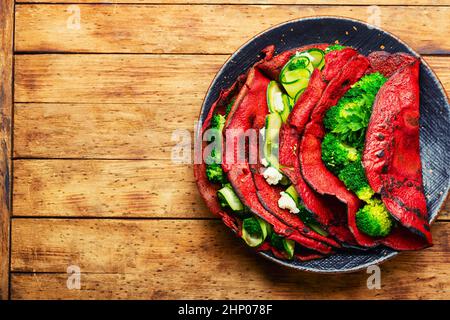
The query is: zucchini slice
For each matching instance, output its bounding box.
[242,217,269,247]
[264,113,283,169]
[285,185,299,206]
[217,184,244,212]
[298,48,325,70]
[279,94,291,123]
[280,69,311,99]
[270,233,295,259]
[267,81,291,123]
[283,239,295,259]
[267,81,287,113]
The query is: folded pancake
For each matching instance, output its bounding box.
[194,74,246,233]
[278,49,368,245]
[222,66,333,255]
[362,59,432,249]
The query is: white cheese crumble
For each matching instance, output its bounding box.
[260,158,269,167]
[273,91,285,113]
[278,191,300,214]
[263,167,283,185]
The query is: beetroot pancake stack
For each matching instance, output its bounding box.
[194,43,432,261]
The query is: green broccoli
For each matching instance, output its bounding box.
[206,163,226,184]
[323,72,387,147]
[206,114,227,184]
[338,161,374,202]
[210,114,226,131]
[325,44,347,53]
[356,199,393,237]
[321,133,359,175]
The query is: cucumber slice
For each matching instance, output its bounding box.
[242,217,269,247]
[285,185,299,206]
[299,49,325,70]
[267,81,286,113]
[264,113,283,168]
[281,55,313,74]
[283,239,295,259]
[282,75,310,99]
[280,68,311,85]
[279,94,291,123]
[257,217,270,240]
[217,184,244,212]
[308,222,329,237]
[270,233,295,259]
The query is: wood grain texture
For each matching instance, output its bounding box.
[13,160,209,217]
[14,54,222,103]
[0,0,13,300]
[12,159,450,219]
[12,55,449,158]
[10,219,450,299]
[14,0,450,5]
[13,103,198,159]
[15,4,450,54]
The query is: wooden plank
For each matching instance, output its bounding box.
[15,4,450,54]
[13,103,198,159]
[12,159,450,219]
[14,54,222,103]
[13,54,450,105]
[14,1,450,5]
[10,219,450,299]
[13,159,209,217]
[0,0,13,300]
[12,55,450,158]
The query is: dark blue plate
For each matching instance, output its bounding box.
[198,17,450,273]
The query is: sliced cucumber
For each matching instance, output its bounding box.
[281,73,310,99]
[242,216,268,247]
[280,68,311,84]
[298,49,325,70]
[217,184,244,212]
[267,81,286,113]
[283,239,295,259]
[270,233,295,259]
[257,217,271,240]
[264,113,283,169]
[279,94,291,123]
[285,185,299,206]
[282,55,313,74]
[308,221,329,237]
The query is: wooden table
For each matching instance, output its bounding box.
[0,0,449,300]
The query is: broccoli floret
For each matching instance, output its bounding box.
[356,199,393,237]
[243,217,263,237]
[322,133,359,174]
[324,73,387,147]
[338,161,375,202]
[325,44,347,53]
[211,114,226,130]
[206,114,227,184]
[206,163,226,184]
